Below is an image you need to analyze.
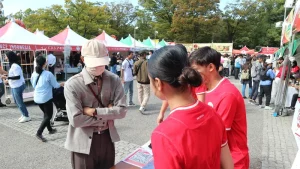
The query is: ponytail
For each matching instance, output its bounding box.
[35,55,46,74]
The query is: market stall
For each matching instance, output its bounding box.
[94,31,131,51]
[120,35,149,50]
[50,26,88,78]
[0,22,62,105]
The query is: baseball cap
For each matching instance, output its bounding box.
[81,40,109,67]
[266,59,272,64]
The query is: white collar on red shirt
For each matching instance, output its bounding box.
[169,100,199,115]
[206,78,226,94]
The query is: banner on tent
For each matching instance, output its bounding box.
[182,43,233,54]
[0,43,82,51]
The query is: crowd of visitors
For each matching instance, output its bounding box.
[1,40,297,169]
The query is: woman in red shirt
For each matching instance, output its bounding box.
[291,60,300,74]
[148,46,233,169]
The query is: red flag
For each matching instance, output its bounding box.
[293,1,300,32]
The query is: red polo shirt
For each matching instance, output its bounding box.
[151,101,227,169]
[201,78,249,169]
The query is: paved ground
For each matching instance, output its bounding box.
[0,78,298,169]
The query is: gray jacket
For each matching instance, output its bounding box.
[251,61,262,81]
[64,68,127,154]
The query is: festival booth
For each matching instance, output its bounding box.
[120,34,149,50]
[183,43,233,55]
[232,46,255,55]
[0,22,62,105]
[94,31,131,52]
[158,39,168,47]
[142,37,162,49]
[50,26,88,79]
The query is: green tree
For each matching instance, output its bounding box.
[171,0,221,43]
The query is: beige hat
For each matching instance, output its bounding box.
[81,40,109,67]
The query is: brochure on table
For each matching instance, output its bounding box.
[123,141,154,168]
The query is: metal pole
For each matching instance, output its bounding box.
[154,32,156,48]
[134,29,136,48]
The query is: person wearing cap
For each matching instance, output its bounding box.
[133,50,150,114]
[64,40,127,169]
[47,51,56,75]
[257,59,275,110]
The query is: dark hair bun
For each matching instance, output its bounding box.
[178,67,202,87]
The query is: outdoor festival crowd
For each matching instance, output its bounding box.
[0,39,295,169]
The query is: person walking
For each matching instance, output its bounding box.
[257,59,275,110]
[249,55,263,104]
[149,46,233,169]
[234,54,242,79]
[133,51,150,114]
[121,51,135,106]
[240,62,252,99]
[47,51,56,75]
[4,51,30,122]
[223,54,230,78]
[64,40,127,169]
[0,61,7,107]
[190,47,249,169]
[109,53,118,74]
[31,55,64,142]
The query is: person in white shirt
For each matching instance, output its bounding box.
[121,51,135,106]
[47,51,56,75]
[0,61,8,107]
[223,54,230,78]
[3,51,30,122]
[147,50,153,60]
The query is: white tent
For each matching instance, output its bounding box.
[94,31,131,51]
[0,22,61,50]
[34,28,50,40]
[50,25,88,47]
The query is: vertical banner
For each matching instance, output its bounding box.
[293,0,300,32]
[282,8,295,44]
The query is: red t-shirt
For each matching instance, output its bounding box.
[201,78,249,169]
[276,66,288,78]
[292,66,300,74]
[191,84,207,99]
[151,101,227,169]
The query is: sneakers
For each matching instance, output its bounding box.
[250,100,257,105]
[19,116,31,123]
[36,134,47,142]
[260,106,265,109]
[128,102,136,106]
[18,115,24,121]
[49,128,57,135]
[264,106,273,110]
[243,97,247,99]
[139,107,146,115]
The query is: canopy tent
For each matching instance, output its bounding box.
[120,34,148,49]
[94,31,131,51]
[168,42,176,46]
[158,39,168,47]
[143,37,162,49]
[258,47,279,55]
[34,29,50,40]
[232,46,255,55]
[0,22,62,51]
[50,25,88,51]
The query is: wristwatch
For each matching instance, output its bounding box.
[93,109,97,117]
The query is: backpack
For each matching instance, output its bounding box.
[260,68,271,81]
[241,69,249,80]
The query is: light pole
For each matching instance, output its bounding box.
[154,31,158,48]
[134,26,138,48]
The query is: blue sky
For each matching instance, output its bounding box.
[3,0,230,15]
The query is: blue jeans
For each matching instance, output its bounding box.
[110,65,117,74]
[124,81,133,104]
[242,83,252,98]
[11,84,29,117]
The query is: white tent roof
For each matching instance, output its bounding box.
[50,25,88,46]
[34,29,50,40]
[0,22,60,46]
[94,31,131,51]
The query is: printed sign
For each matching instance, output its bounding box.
[123,148,153,168]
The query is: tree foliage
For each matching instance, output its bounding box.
[9,0,286,48]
